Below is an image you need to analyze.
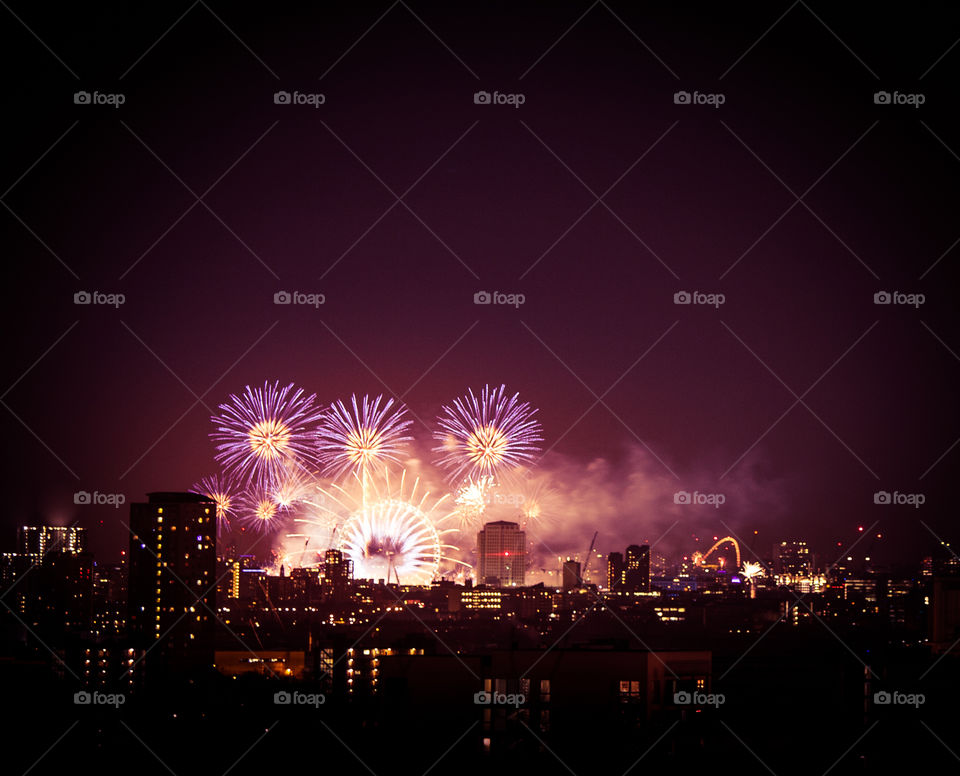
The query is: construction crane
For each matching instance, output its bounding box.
[580,531,598,585]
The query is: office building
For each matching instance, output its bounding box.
[625,544,650,592]
[607,552,625,590]
[774,540,811,576]
[477,521,526,586]
[562,559,581,591]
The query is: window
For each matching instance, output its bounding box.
[539,679,550,703]
[619,680,641,701]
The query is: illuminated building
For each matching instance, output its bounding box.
[931,577,960,653]
[322,549,353,590]
[18,525,86,558]
[290,566,321,600]
[459,587,503,611]
[654,605,687,622]
[477,521,525,586]
[91,562,126,638]
[624,544,650,592]
[128,492,216,673]
[774,540,811,575]
[29,550,93,630]
[775,572,827,593]
[562,559,581,591]
[214,650,306,678]
[82,646,140,691]
[607,552,625,590]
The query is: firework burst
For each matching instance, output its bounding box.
[453,475,494,534]
[238,489,285,534]
[522,475,560,526]
[306,468,466,585]
[317,394,413,481]
[741,561,764,580]
[210,381,324,489]
[270,462,316,512]
[434,384,543,482]
[190,474,237,534]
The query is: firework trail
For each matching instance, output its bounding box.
[210,380,324,489]
[433,384,543,483]
[190,473,237,534]
[316,394,413,487]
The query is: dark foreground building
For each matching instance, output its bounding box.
[128,492,217,677]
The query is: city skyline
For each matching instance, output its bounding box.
[2,2,959,773]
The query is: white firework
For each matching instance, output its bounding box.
[741,561,764,580]
[335,469,465,585]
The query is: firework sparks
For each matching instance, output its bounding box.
[210,381,324,488]
[317,394,413,481]
[339,499,442,585]
[191,474,237,534]
[270,463,315,512]
[741,561,764,580]
[331,469,465,585]
[433,384,543,482]
[514,474,558,529]
[454,475,494,534]
[238,489,284,534]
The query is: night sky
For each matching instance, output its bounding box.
[2,2,959,567]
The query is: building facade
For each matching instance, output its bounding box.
[477,521,526,586]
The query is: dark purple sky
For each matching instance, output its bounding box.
[2,1,959,567]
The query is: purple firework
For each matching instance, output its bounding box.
[433,384,543,482]
[211,381,324,489]
[316,394,413,480]
[190,473,238,534]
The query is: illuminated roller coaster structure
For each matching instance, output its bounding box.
[692,536,741,569]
